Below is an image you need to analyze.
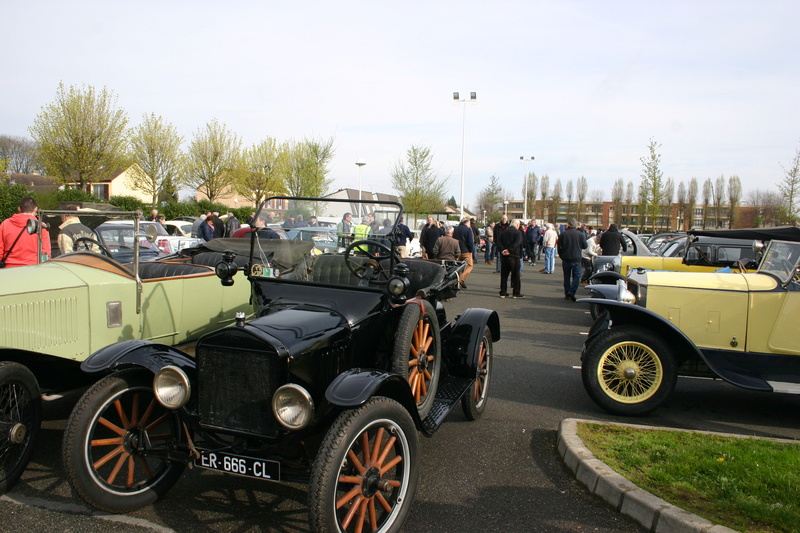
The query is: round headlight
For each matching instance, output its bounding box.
[620,289,637,304]
[272,384,314,430]
[153,365,191,409]
[388,276,408,296]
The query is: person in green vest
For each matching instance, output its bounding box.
[352,215,373,253]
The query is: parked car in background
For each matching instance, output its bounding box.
[285,226,341,254]
[579,226,800,416]
[163,219,195,237]
[645,231,684,253]
[95,223,164,263]
[62,196,500,533]
[0,210,254,494]
[103,220,201,254]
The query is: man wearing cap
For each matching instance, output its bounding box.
[557,218,588,301]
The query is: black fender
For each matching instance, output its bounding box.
[325,369,423,429]
[584,283,620,300]
[80,339,196,378]
[442,308,500,379]
[588,270,626,284]
[577,298,771,391]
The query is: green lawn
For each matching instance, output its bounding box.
[576,422,800,533]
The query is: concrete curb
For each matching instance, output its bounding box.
[558,418,740,533]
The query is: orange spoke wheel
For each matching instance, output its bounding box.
[309,398,418,533]
[461,326,493,420]
[392,300,441,419]
[62,370,185,513]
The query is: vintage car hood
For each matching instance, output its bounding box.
[0,260,100,293]
[633,270,781,292]
[242,304,351,358]
[633,270,754,291]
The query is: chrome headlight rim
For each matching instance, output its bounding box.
[272,383,314,430]
[153,365,191,410]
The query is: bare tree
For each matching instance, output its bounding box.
[778,145,800,224]
[29,83,129,191]
[521,172,538,220]
[477,175,504,221]
[550,179,563,223]
[611,178,624,225]
[702,178,713,229]
[639,138,665,232]
[662,177,674,230]
[539,175,550,220]
[676,182,687,231]
[687,178,698,230]
[575,176,588,221]
[0,135,40,174]
[727,175,742,228]
[564,179,574,218]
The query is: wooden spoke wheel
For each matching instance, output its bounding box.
[63,370,185,513]
[461,326,493,420]
[392,300,441,419]
[309,398,418,533]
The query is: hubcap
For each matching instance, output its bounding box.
[8,422,27,444]
[623,366,637,380]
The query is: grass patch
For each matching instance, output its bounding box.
[576,422,800,533]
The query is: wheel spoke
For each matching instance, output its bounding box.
[138,455,154,479]
[91,436,124,447]
[375,436,396,468]
[368,498,378,532]
[106,449,129,484]
[126,454,135,487]
[379,455,402,476]
[97,416,126,436]
[375,491,393,513]
[113,400,131,430]
[360,432,371,466]
[130,393,140,426]
[370,428,384,466]
[354,497,368,533]
[336,485,363,509]
[93,444,125,469]
[347,449,365,475]
[341,494,364,529]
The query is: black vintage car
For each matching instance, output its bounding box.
[61,197,500,533]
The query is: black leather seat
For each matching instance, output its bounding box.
[137,262,211,280]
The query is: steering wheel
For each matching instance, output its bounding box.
[344,240,393,283]
[73,237,112,257]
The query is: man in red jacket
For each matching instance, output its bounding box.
[0,196,51,267]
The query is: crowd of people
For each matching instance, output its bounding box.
[411,212,629,301]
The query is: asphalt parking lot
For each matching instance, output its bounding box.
[4,257,799,532]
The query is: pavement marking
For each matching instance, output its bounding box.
[1,493,175,532]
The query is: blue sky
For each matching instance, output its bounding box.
[3,1,799,208]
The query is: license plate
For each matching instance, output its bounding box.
[194,450,281,481]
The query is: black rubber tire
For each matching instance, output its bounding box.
[308,397,418,533]
[391,300,441,419]
[62,369,185,513]
[589,302,602,320]
[581,325,677,416]
[0,361,41,494]
[461,326,493,420]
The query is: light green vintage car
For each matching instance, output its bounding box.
[0,210,253,493]
[580,226,800,416]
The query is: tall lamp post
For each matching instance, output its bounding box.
[355,158,366,217]
[453,91,477,219]
[520,156,534,221]
[503,200,509,216]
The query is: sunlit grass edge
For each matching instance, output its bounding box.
[576,422,800,533]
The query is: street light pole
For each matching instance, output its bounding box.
[355,158,366,217]
[520,156,534,221]
[453,91,476,220]
[504,200,509,216]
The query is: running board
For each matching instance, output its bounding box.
[421,375,473,435]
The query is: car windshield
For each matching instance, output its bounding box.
[246,196,403,283]
[758,240,800,284]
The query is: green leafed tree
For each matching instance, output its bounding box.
[236,137,288,208]
[128,113,185,206]
[30,83,130,191]
[283,136,335,198]
[728,175,742,228]
[778,145,800,224]
[639,138,664,232]
[390,144,449,221]
[185,119,242,202]
[476,175,504,221]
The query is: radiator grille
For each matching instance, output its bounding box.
[197,345,282,436]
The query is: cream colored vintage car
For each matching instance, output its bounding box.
[580,226,800,416]
[0,210,253,493]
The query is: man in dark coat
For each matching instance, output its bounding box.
[557,218,588,301]
[497,219,524,298]
[420,216,443,259]
[599,224,627,256]
[453,218,475,289]
[525,220,541,265]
